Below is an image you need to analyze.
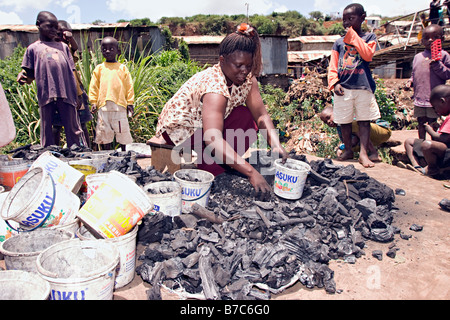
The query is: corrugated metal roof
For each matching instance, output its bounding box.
[0,25,38,32]
[289,35,341,43]
[174,35,225,44]
[288,50,332,63]
[0,22,131,33]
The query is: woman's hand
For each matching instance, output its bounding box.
[271,146,289,164]
[248,169,272,201]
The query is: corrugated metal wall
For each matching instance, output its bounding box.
[0,25,164,60]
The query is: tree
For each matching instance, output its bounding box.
[309,11,324,21]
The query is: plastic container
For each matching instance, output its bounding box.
[0,270,51,300]
[29,151,85,193]
[36,239,119,300]
[0,168,80,232]
[77,225,138,289]
[0,160,30,189]
[77,171,153,239]
[274,159,311,200]
[0,192,18,246]
[144,181,182,217]
[174,169,215,213]
[0,228,74,273]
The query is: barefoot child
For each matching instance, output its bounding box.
[328,3,381,168]
[404,84,450,178]
[409,24,450,141]
[89,36,134,151]
[320,106,391,161]
[17,11,87,148]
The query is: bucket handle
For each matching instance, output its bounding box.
[182,184,212,203]
[5,173,56,233]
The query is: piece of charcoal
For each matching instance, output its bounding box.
[386,248,397,259]
[410,224,423,232]
[439,199,450,212]
[372,250,383,261]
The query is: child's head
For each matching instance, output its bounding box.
[101,36,119,62]
[319,106,337,128]
[36,11,58,42]
[421,24,444,50]
[342,3,366,32]
[57,20,72,44]
[430,85,450,116]
[219,23,262,82]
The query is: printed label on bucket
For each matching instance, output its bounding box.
[78,184,145,238]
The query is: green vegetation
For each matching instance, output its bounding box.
[123,11,346,37]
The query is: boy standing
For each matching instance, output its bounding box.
[409,24,450,140]
[17,11,86,148]
[328,3,380,168]
[89,36,134,151]
[404,84,450,178]
[53,20,93,148]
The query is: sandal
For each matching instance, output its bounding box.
[407,164,425,174]
[397,161,407,169]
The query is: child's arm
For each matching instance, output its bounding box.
[430,52,450,81]
[425,124,450,145]
[328,46,345,95]
[17,68,34,85]
[63,31,78,53]
[89,66,100,112]
[344,27,377,62]
[124,67,135,108]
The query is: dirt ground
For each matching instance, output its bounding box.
[111,150,449,301]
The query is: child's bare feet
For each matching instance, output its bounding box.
[337,150,354,161]
[359,155,375,168]
[369,153,382,162]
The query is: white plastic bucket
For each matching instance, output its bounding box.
[0,229,74,273]
[77,171,153,239]
[36,239,119,300]
[0,270,51,300]
[0,168,80,231]
[85,172,136,201]
[50,218,80,235]
[144,181,182,217]
[0,160,30,189]
[0,192,18,244]
[174,169,215,213]
[29,151,85,193]
[77,225,138,289]
[274,159,311,200]
[85,173,109,200]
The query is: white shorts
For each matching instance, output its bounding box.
[95,101,133,145]
[333,89,381,124]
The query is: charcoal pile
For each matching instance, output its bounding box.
[98,153,173,187]
[136,152,400,300]
[6,144,91,161]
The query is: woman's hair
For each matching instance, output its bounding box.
[219,23,263,76]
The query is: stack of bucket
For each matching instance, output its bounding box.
[0,149,219,300]
[0,152,152,300]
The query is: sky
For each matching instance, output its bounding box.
[0,0,431,25]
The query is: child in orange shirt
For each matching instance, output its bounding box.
[328,3,381,168]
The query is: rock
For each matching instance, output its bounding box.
[439,199,450,212]
[410,224,423,232]
[372,250,383,261]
